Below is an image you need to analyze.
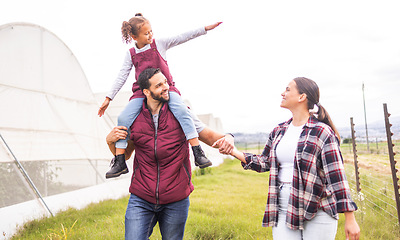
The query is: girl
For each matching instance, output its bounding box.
[221,77,360,240]
[98,13,222,178]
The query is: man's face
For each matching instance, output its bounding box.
[147,72,170,102]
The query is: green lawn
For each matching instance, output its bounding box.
[10,158,397,239]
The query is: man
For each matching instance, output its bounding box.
[106,68,234,239]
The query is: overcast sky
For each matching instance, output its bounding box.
[2,0,400,134]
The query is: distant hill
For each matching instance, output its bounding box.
[338,115,400,140]
[232,115,400,145]
[232,132,269,146]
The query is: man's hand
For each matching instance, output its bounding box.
[106,126,128,145]
[106,126,135,159]
[205,22,222,31]
[98,97,111,117]
[212,134,234,155]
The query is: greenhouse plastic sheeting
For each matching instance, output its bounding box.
[0,23,118,209]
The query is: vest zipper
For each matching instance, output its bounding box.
[146,103,164,205]
[155,126,159,205]
[154,106,163,205]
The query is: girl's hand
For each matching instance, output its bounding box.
[344,212,360,240]
[205,22,222,31]
[98,97,111,117]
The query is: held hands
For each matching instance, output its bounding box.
[98,97,111,117]
[211,134,234,155]
[205,22,223,31]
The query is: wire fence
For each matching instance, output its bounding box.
[343,103,400,237]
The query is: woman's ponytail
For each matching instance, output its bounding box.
[294,77,341,141]
[316,103,340,142]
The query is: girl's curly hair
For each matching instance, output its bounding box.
[121,13,149,44]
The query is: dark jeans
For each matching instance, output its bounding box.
[125,194,190,240]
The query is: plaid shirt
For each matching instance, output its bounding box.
[243,117,357,230]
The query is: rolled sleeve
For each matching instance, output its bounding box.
[242,152,270,173]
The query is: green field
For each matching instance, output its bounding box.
[10,157,399,239]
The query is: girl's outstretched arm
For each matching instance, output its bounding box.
[205,22,223,31]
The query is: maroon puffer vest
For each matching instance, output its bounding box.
[128,101,193,204]
[129,40,180,100]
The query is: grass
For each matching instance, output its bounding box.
[10,157,399,239]
[10,196,127,239]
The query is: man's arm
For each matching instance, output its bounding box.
[106,126,135,160]
[198,127,234,155]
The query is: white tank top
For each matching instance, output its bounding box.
[276,123,304,183]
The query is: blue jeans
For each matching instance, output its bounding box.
[125,194,190,240]
[168,92,198,140]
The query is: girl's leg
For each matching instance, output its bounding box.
[106,98,144,179]
[116,98,144,150]
[188,107,206,134]
[168,92,198,141]
[168,92,211,168]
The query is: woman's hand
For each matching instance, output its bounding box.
[205,22,222,31]
[212,134,234,154]
[98,97,111,117]
[344,212,360,240]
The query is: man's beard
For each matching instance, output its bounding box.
[150,90,169,102]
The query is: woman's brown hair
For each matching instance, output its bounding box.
[121,13,149,44]
[293,77,341,141]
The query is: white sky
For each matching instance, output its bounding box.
[2,0,400,133]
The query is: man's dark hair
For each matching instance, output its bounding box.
[138,68,161,91]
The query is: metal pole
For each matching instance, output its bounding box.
[0,133,54,217]
[383,103,400,228]
[362,82,370,152]
[350,117,361,192]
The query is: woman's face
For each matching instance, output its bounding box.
[280,80,302,109]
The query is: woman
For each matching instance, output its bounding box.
[225,78,360,239]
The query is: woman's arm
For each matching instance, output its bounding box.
[230,148,246,163]
[344,212,360,240]
[320,131,360,238]
[214,141,271,172]
[219,131,273,172]
[321,133,358,211]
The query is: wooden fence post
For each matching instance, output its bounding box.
[350,117,361,192]
[383,103,400,228]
